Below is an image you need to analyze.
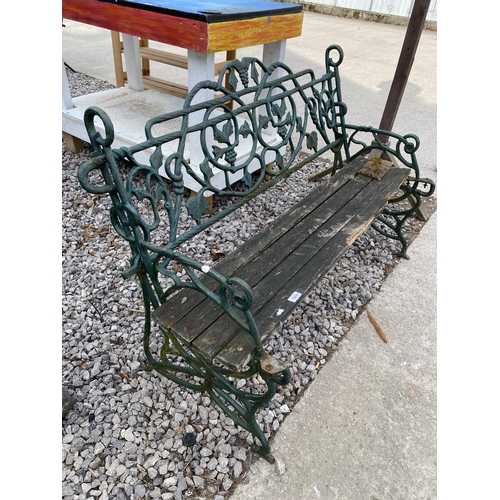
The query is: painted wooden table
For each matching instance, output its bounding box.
[62,0,304,190]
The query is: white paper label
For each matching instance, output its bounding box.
[288,290,302,303]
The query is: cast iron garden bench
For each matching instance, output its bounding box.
[77,44,435,463]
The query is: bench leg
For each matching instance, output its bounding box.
[407,193,431,222]
[140,298,289,463]
[372,176,435,259]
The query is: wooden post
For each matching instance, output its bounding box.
[377,0,431,143]
[63,132,83,153]
[111,31,126,87]
[224,49,237,110]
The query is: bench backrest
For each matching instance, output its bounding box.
[78,45,349,308]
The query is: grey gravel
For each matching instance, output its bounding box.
[62,68,427,499]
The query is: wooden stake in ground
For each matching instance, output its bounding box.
[367,311,388,343]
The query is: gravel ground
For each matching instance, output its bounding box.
[62,68,433,500]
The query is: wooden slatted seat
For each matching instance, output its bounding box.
[153,158,409,371]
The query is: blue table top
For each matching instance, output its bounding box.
[98,0,302,22]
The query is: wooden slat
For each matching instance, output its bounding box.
[139,47,188,68]
[217,167,409,369]
[142,76,189,99]
[185,174,373,352]
[152,159,370,330]
[199,167,408,362]
[152,159,409,371]
[217,230,352,369]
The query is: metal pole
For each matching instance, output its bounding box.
[377,0,431,144]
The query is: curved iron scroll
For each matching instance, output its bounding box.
[79,129,289,461]
[141,289,290,463]
[343,125,436,257]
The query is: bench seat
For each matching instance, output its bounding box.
[152,157,410,371]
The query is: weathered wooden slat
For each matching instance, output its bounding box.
[207,174,401,363]
[174,169,371,345]
[192,174,376,356]
[152,159,367,329]
[216,167,409,369]
[216,232,351,370]
[153,161,409,370]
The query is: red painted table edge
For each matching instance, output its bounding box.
[63,0,303,53]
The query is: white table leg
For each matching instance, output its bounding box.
[261,40,287,141]
[62,58,84,152]
[187,50,215,167]
[62,58,73,111]
[122,34,144,91]
[262,39,287,80]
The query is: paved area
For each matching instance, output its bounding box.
[62,10,437,499]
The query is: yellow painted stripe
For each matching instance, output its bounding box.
[206,12,304,53]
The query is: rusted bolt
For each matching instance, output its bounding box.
[187,322,196,330]
[209,334,218,342]
[168,307,176,314]
[265,364,274,371]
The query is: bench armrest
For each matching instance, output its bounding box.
[344,124,423,176]
[138,241,264,353]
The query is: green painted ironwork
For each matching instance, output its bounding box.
[77,44,434,461]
